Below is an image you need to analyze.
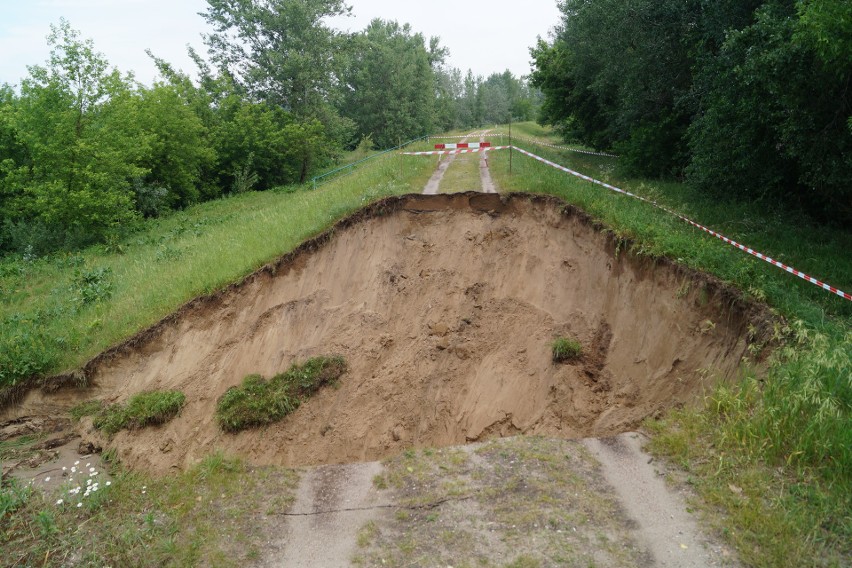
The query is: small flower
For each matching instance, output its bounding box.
[62,467,67,471]
[74,461,79,466]
[56,499,64,505]
[86,463,90,467]
[105,481,112,487]
[71,467,77,473]
[77,502,83,508]
[89,467,95,473]
[44,476,51,482]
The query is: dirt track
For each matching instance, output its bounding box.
[5,193,764,475]
[422,130,495,194]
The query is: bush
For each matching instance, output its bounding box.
[216,355,346,432]
[551,337,582,362]
[71,267,113,305]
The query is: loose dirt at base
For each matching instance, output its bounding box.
[4,193,768,476]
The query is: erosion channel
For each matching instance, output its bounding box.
[6,193,767,474]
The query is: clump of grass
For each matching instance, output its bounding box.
[70,400,105,421]
[71,390,186,436]
[0,478,32,522]
[551,336,582,362]
[216,355,346,432]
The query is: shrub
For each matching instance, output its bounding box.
[551,337,582,362]
[71,267,114,305]
[216,355,346,432]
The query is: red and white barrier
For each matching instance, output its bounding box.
[403,145,509,156]
[434,142,492,150]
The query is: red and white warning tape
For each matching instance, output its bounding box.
[431,134,500,139]
[432,135,618,157]
[402,146,510,157]
[515,136,619,158]
[510,146,851,301]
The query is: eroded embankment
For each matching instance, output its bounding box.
[6,193,770,473]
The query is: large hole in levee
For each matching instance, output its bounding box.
[25,193,770,473]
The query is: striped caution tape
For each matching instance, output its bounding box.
[430,134,501,139]
[402,146,510,156]
[514,136,619,158]
[511,146,851,301]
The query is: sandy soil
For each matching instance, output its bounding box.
[2,193,766,476]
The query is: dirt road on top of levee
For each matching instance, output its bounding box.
[259,434,737,567]
[422,130,496,194]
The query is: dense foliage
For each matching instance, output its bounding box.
[531,0,852,222]
[0,4,540,257]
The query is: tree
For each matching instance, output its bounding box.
[10,19,145,250]
[457,70,482,128]
[0,86,29,233]
[341,20,437,148]
[137,83,216,209]
[687,0,852,219]
[201,0,349,120]
[433,67,462,133]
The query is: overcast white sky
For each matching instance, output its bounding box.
[0,0,561,87]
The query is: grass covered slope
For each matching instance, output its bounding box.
[489,122,851,567]
[0,144,435,394]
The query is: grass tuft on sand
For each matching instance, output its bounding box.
[216,356,346,432]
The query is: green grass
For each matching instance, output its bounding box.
[489,122,852,567]
[0,453,299,567]
[551,336,582,362]
[216,356,346,432]
[439,153,482,193]
[72,390,186,436]
[0,147,435,393]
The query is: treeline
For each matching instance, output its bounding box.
[531,0,852,223]
[0,1,539,256]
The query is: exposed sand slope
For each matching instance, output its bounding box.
[6,193,766,473]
